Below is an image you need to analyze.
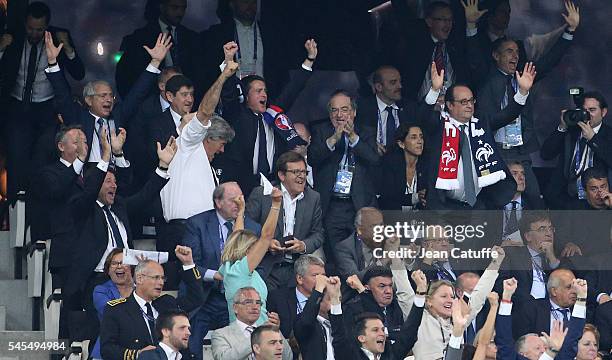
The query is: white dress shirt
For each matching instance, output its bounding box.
[59,157,85,175]
[94,198,130,272]
[236,319,257,339]
[528,246,547,299]
[375,96,400,146]
[169,107,182,129]
[295,288,308,314]
[281,184,304,236]
[317,315,335,360]
[161,115,214,221]
[134,292,159,337]
[159,94,171,112]
[159,341,182,360]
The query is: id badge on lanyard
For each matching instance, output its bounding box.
[333,141,355,194]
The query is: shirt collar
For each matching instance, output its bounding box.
[449,116,469,129]
[236,319,256,333]
[497,68,512,77]
[375,95,398,113]
[361,347,380,360]
[159,18,174,32]
[169,107,182,127]
[549,299,569,311]
[159,94,171,111]
[133,291,150,309]
[96,200,106,208]
[234,17,255,29]
[59,158,72,167]
[159,342,181,360]
[527,245,540,257]
[592,122,602,134]
[216,211,232,226]
[295,288,308,305]
[90,112,102,124]
[431,34,443,43]
[281,183,304,202]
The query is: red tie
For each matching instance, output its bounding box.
[434,42,445,75]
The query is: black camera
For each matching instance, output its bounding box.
[563,87,590,127]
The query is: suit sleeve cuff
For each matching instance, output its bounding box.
[330,303,342,315]
[425,88,441,105]
[466,27,478,37]
[499,302,513,315]
[114,156,129,168]
[301,63,313,72]
[572,303,586,319]
[557,126,568,133]
[73,158,84,174]
[155,168,170,179]
[413,295,425,308]
[448,335,463,349]
[193,114,212,130]
[182,264,195,270]
[514,91,529,105]
[204,270,217,281]
[348,136,360,147]
[146,64,161,74]
[45,64,61,73]
[97,160,109,172]
[219,61,227,72]
[562,32,574,41]
[597,293,607,303]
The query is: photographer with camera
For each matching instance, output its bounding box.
[541,90,611,210]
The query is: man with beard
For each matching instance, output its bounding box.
[137,309,192,360]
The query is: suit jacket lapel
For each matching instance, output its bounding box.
[126,294,155,345]
[355,234,365,270]
[207,213,223,264]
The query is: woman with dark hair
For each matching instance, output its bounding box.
[91,249,134,360]
[379,122,427,210]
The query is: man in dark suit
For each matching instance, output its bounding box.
[355,65,437,194]
[115,0,201,98]
[513,269,582,340]
[100,249,204,360]
[246,151,325,289]
[419,63,535,210]
[472,31,577,207]
[308,90,380,262]
[127,66,181,192]
[29,125,88,339]
[541,91,612,210]
[0,1,85,203]
[181,181,261,359]
[379,1,470,100]
[497,211,571,306]
[218,40,316,197]
[594,301,612,354]
[137,309,191,360]
[267,254,326,339]
[328,275,426,360]
[496,277,587,360]
[335,207,400,281]
[200,0,291,98]
[45,31,171,166]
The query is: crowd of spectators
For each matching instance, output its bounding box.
[0,0,611,359]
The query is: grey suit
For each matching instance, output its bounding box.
[335,232,365,279]
[246,185,325,289]
[211,321,293,360]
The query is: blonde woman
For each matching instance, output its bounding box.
[220,187,282,324]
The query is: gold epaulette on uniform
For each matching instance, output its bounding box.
[107,297,127,306]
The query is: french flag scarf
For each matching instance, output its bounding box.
[435,111,507,190]
[262,105,307,149]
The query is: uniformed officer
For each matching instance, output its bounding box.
[100,246,203,360]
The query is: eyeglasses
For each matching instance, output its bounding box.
[285,169,309,176]
[452,98,476,106]
[529,226,555,233]
[142,274,167,282]
[236,299,263,306]
[329,106,352,115]
[110,261,124,267]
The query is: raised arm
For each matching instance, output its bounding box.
[246,188,282,272]
[198,59,239,122]
[273,39,318,110]
[472,292,499,360]
[467,246,504,322]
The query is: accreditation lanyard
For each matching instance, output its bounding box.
[234,21,258,62]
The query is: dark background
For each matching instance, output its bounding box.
[4,0,612,167]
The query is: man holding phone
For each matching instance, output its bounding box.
[246,151,325,290]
